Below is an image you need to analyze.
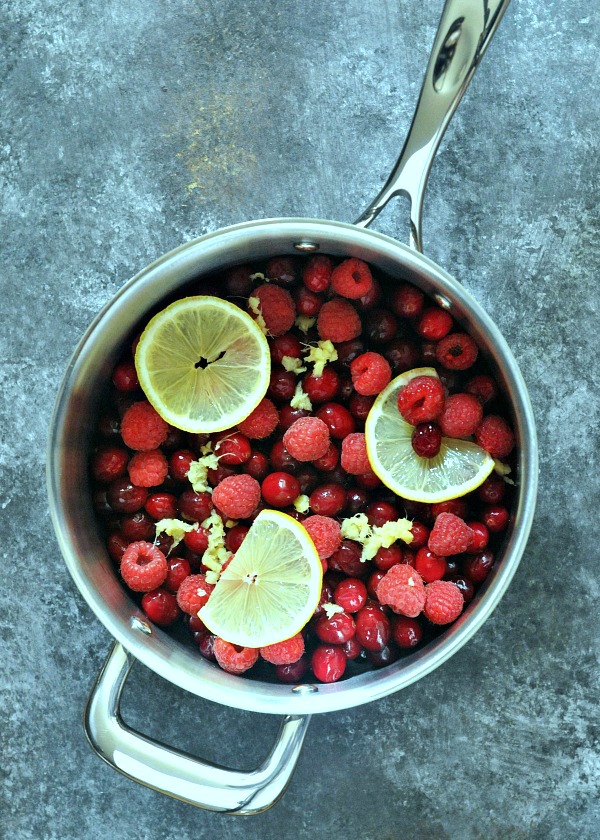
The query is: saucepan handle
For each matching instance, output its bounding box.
[354,0,511,251]
[84,642,311,813]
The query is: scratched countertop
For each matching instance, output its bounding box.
[2,1,599,838]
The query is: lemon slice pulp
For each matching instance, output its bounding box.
[365,367,495,503]
[198,509,323,649]
[135,295,270,434]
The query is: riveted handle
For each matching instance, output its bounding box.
[84,642,311,813]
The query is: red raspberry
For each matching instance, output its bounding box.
[176,573,214,614]
[213,638,259,674]
[120,401,169,451]
[465,374,498,405]
[303,255,334,293]
[436,332,479,370]
[260,633,305,665]
[251,283,296,336]
[303,515,342,559]
[375,564,426,617]
[317,298,362,344]
[428,512,473,556]
[475,415,515,459]
[330,258,373,300]
[423,580,464,624]
[416,307,453,340]
[237,398,279,439]
[282,416,330,462]
[340,432,371,475]
[212,474,261,519]
[350,352,391,396]
[397,375,445,425]
[127,449,169,487]
[120,541,168,592]
[438,393,483,438]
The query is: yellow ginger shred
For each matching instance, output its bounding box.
[293,494,310,514]
[494,459,516,485]
[248,296,268,335]
[282,355,307,374]
[340,513,413,562]
[249,272,266,281]
[304,340,338,377]
[201,510,232,583]
[186,442,220,493]
[295,314,316,334]
[322,603,345,619]
[290,381,312,411]
[154,518,197,551]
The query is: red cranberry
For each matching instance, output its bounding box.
[245,450,269,481]
[366,570,386,598]
[465,374,498,405]
[295,465,320,495]
[414,547,447,582]
[391,283,425,319]
[315,611,356,644]
[363,308,398,344]
[328,540,367,577]
[275,655,309,683]
[145,492,177,520]
[345,487,368,516]
[269,440,300,473]
[309,483,346,516]
[107,532,129,563]
[265,255,299,288]
[178,490,213,522]
[120,511,155,542]
[409,521,429,549]
[165,557,191,592]
[478,473,506,504]
[169,449,196,483]
[185,432,210,451]
[107,478,147,513]
[303,367,340,403]
[411,422,442,458]
[316,403,356,439]
[303,254,333,292]
[355,278,382,310]
[224,264,253,297]
[392,615,423,648]
[311,645,346,682]
[462,550,494,583]
[294,285,322,316]
[207,463,237,487]
[431,498,468,519]
[348,393,375,421]
[269,332,302,364]
[466,521,489,553]
[184,526,209,554]
[261,472,301,507]
[420,341,438,364]
[354,605,391,651]
[268,367,296,402]
[366,645,398,667]
[482,505,509,532]
[225,524,249,552]
[213,431,251,465]
[92,446,129,483]
[365,501,398,528]
[383,337,420,374]
[335,338,366,367]
[373,544,403,571]
[355,471,381,491]
[312,443,339,472]
[334,578,368,612]
[341,637,363,660]
[416,307,453,340]
[449,575,475,604]
[278,404,310,431]
[197,632,217,660]
[314,581,334,617]
[98,413,121,439]
[141,588,179,626]
[112,359,139,392]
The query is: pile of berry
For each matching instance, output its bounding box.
[91,254,515,684]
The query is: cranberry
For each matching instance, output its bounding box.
[391,283,425,319]
[366,570,386,598]
[465,374,498,405]
[383,337,420,374]
[341,637,363,660]
[328,540,366,577]
[354,605,391,651]
[165,557,191,592]
[269,440,300,473]
[365,501,398,528]
[98,414,121,439]
[224,264,253,297]
[355,471,382,491]
[409,521,429,549]
[466,521,489,553]
[416,307,453,340]
[183,526,209,554]
[334,578,368,612]
[392,615,423,648]
[294,285,322,316]
[245,450,269,481]
[316,403,356,439]
[265,255,299,288]
[112,358,139,392]
[145,492,177,520]
[314,580,334,617]
[303,254,333,292]
[414,547,447,582]
[345,487,368,516]
[197,632,217,660]
[186,432,210,451]
[335,338,366,367]
[213,431,251,465]
[462,550,494,583]
[278,404,310,431]
[261,472,301,507]
[107,532,129,563]
[178,490,213,522]
[269,332,302,364]
[449,575,475,604]
[363,308,398,344]
[478,473,506,504]
[92,446,129,483]
[268,367,296,402]
[412,422,442,458]
[302,367,340,403]
[314,611,356,644]
[207,463,237,486]
[120,511,155,542]
[482,505,509,532]
[348,393,375,421]
[107,478,147,513]
[141,588,179,626]
[309,483,346,516]
[366,645,398,667]
[275,655,309,683]
[420,341,438,364]
[431,498,468,519]
[295,465,320,495]
[225,524,249,552]
[355,278,382,310]
[373,544,403,571]
[312,443,339,472]
[311,645,346,682]
[169,449,196,483]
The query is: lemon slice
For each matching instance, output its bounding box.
[365,367,495,503]
[198,509,323,648]
[135,296,270,434]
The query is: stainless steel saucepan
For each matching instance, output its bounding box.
[47,0,537,814]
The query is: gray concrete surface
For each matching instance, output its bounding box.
[1,0,599,838]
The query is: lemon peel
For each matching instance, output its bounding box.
[494,459,516,485]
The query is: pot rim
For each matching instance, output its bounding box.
[47,217,538,715]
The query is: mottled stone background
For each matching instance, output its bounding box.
[1,1,598,838]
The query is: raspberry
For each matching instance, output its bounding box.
[237,398,279,439]
[176,574,214,614]
[428,512,473,555]
[423,580,464,624]
[213,638,259,674]
[121,401,169,451]
[260,633,305,665]
[438,393,483,438]
[251,284,295,336]
[376,564,426,617]
[416,307,453,340]
[303,255,333,293]
[340,432,371,475]
[435,332,478,370]
[465,374,498,405]
[330,258,373,300]
[397,375,445,425]
[350,352,391,396]
[212,474,261,519]
[120,541,168,592]
[127,449,169,487]
[317,298,362,344]
[303,515,342,559]
[475,414,515,459]
[282,416,330,462]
